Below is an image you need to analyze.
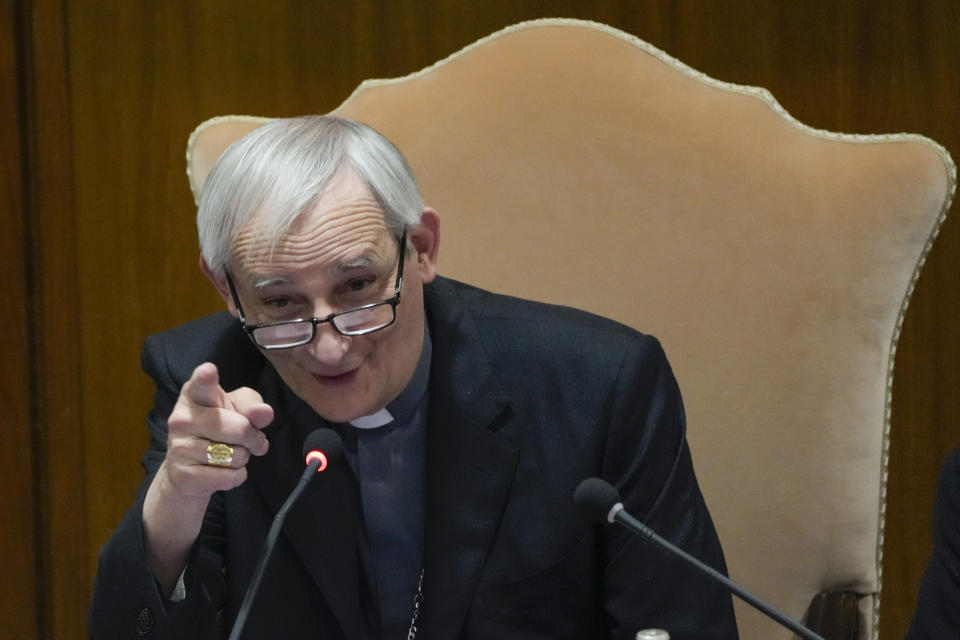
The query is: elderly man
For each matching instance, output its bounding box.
[89,116,738,639]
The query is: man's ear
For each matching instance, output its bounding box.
[411,207,440,284]
[199,255,239,316]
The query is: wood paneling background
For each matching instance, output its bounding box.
[5,1,958,638]
[2,2,38,638]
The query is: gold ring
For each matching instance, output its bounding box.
[205,442,234,467]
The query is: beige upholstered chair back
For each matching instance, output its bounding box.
[187,20,956,640]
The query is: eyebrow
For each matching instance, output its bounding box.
[248,253,382,291]
[251,275,293,291]
[332,254,377,273]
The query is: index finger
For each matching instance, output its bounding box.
[182,362,232,410]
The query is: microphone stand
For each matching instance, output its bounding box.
[227,459,321,640]
[610,504,826,640]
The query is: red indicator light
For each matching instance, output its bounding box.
[305,451,328,472]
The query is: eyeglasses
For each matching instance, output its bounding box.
[225,230,406,350]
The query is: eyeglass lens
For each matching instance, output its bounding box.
[252,302,396,347]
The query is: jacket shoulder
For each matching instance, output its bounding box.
[429,276,663,361]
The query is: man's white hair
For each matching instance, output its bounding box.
[197,115,424,276]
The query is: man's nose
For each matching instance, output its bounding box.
[304,321,352,364]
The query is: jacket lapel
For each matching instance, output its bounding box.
[247,367,364,640]
[421,279,521,639]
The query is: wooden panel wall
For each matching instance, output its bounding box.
[2,2,38,638]
[6,1,958,638]
[14,0,87,637]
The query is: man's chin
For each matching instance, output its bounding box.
[291,373,399,424]
[306,398,380,425]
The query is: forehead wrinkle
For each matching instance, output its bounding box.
[268,221,393,274]
[286,202,386,245]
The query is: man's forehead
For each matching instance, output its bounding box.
[236,165,386,238]
[231,174,395,284]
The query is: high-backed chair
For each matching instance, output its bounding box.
[186,19,956,639]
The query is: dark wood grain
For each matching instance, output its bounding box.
[23,0,88,637]
[0,1,39,637]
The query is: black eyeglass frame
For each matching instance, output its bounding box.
[224,229,407,350]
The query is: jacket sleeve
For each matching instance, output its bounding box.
[89,334,227,640]
[906,448,960,640]
[600,335,739,639]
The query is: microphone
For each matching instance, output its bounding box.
[573,478,826,640]
[304,430,338,472]
[228,429,344,640]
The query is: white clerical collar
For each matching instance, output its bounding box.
[348,407,394,429]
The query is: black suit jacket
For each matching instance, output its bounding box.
[90,276,738,639]
[906,447,960,639]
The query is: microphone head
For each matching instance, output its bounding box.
[302,429,344,472]
[574,477,622,524]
